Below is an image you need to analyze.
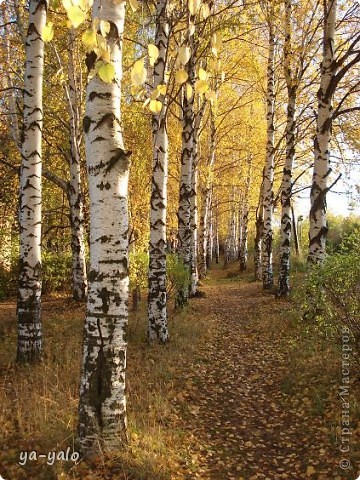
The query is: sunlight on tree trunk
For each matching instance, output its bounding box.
[67,29,87,302]
[262,17,275,290]
[278,0,297,297]
[148,0,170,343]
[308,0,337,264]
[78,0,129,453]
[17,0,48,363]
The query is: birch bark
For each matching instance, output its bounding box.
[67,29,87,301]
[17,0,48,363]
[148,0,170,343]
[177,11,195,306]
[262,18,275,289]
[308,0,337,263]
[277,0,297,296]
[78,0,130,452]
[199,108,216,278]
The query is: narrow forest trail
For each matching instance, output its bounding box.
[171,268,344,480]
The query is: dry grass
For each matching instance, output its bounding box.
[0,296,214,480]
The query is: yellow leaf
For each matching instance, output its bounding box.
[148,44,159,66]
[67,5,87,28]
[306,466,316,476]
[189,22,195,36]
[185,82,193,100]
[150,89,160,100]
[62,0,72,10]
[81,29,97,51]
[188,0,201,15]
[211,32,222,57]
[149,99,162,114]
[42,22,54,42]
[198,67,207,80]
[98,62,115,83]
[213,59,222,72]
[100,20,111,37]
[205,89,216,102]
[102,46,111,63]
[178,46,191,65]
[131,59,146,86]
[157,84,167,95]
[129,0,139,12]
[175,69,188,84]
[195,79,209,94]
[142,97,150,108]
[200,3,210,19]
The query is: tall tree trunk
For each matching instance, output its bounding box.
[308,0,337,263]
[277,0,297,297]
[177,11,195,306]
[228,188,237,262]
[78,0,129,452]
[206,199,213,269]
[254,180,264,281]
[17,0,48,363]
[189,99,206,295]
[148,0,169,343]
[67,29,87,301]
[199,107,216,278]
[189,148,198,296]
[262,19,275,289]
[240,156,252,271]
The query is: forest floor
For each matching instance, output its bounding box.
[0,263,359,480]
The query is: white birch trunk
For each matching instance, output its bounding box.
[308,0,337,263]
[177,13,195,306]
[228,188,237,262]
[189,100,206,295]
[78,0,129,452]
[67,29,87,301]
[206,200,214,268]
[189,148,198,296]
[254,180,264,281]
[278,0,296,295]
[199,108,216,278]
[17,0,47,363]
[262,20,275,289]
[148,0,169,343]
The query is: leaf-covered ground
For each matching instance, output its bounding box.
[0,265,359,479]
[170,269,359,479]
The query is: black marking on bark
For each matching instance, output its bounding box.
[104,149,132,174]
[94,112,116,131]
[85,51,97,72]
[89,91,112,101]
[98,288,110,313]
[83,116,92,133]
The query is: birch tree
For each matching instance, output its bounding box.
[277,0,296,296]
[308,0,360,263]
[67,29,87,301]
[239,156,252,271]
[78,0,130,451]
[148,0,170,343]
[261,12,275,289]
[177,6,196,306]
[199,106,216,278]
[17,0,48,363]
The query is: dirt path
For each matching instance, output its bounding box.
[172,271,342,480]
